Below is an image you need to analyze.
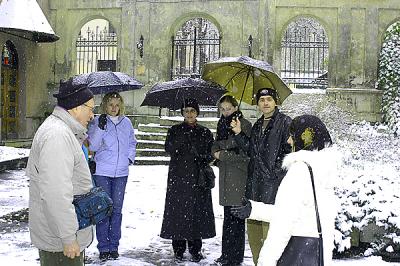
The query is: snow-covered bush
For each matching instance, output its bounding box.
[333,121,400,257]
[377,21,400,136]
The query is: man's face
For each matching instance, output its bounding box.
[257,95,276,116]
[183,107,198,125]
[76,99,95,127]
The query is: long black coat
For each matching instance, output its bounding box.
[160,122,216,240]
[234,108,292,204]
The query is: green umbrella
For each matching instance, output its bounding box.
[202,56,292,105]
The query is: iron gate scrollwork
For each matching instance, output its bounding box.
[171,18,221,80]
[280,18,329,89]
[76,25,118,74]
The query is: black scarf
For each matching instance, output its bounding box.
[216,112,236,141]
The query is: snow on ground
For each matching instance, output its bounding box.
[0,163,399,265]
[0,146,29,162]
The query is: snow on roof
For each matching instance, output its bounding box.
[0,0,59,42]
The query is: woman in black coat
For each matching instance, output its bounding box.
[160,98,216,263]
[211,95,252,265]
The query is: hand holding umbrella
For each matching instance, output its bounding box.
[230,117,242,135]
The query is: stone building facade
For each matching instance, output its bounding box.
[1,0,399,139]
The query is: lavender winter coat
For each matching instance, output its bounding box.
[88,115,137,177]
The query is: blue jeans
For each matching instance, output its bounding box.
[93,175,128,252]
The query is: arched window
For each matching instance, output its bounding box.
[171,17,220,80]
[75,19,118,74]
[280,17,329,89]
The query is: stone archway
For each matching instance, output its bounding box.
[171,17,220,80]
[280,17,329,89]
[75,18,118,74]
[1,40,19,139]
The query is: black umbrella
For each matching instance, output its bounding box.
[141,78,226,110]
[72,71,144,95]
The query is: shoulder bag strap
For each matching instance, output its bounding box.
[304,162,324,266]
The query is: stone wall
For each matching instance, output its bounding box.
[1,0,400,137]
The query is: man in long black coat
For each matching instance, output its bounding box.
[231,88,292,265]
[160,98,215,263]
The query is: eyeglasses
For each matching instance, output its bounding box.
[82,103,95,113]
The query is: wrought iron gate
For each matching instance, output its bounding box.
[76,26,118,74]
[171,18,221,80]
[280,18,329,89]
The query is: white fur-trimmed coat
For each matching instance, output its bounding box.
[249,147,340,266]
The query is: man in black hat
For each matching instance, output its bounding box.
[230,88,292,265]
[26,77,95,266]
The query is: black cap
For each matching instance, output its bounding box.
[181,98,200,115]
[53,78,94,110]
[255,88,278,104]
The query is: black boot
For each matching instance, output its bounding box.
[174,252,184,261]
[109,251,119,260]
[99,252,109,261]
[191,252,204,262]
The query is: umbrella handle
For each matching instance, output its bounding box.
[238,70,251,109]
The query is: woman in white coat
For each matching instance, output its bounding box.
[232,114,339,266]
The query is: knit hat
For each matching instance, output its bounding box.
[255,88,278,104]
[53,77,94,110]
[181,98,200,115]
[289,115,332,151]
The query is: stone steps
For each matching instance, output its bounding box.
[134,156,170,165]
[138,124,170,133]
[135,132,167,142]
[136,148,167,157]
[136,140,165,150]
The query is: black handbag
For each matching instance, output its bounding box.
[73,186,113,230]
[186,137,216,189]
[277,162,324,266]
[197,164,216,189]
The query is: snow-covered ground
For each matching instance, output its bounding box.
[0,162,398,265]
[0,91,399,265]
[0,146,29,162]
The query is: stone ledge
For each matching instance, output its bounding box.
[326,87,383,122]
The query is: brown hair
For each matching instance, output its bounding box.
[100,91,125,116]
[218,95,239,108]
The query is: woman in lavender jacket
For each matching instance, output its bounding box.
[87,91,137,261]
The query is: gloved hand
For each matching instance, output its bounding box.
[231,198,252,219]
[98,114,107,130]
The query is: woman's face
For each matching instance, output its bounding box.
[106,97,121,117]
[183,107,198,125]
[219,101,237,118]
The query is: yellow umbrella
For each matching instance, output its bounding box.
[202,56,292,105]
